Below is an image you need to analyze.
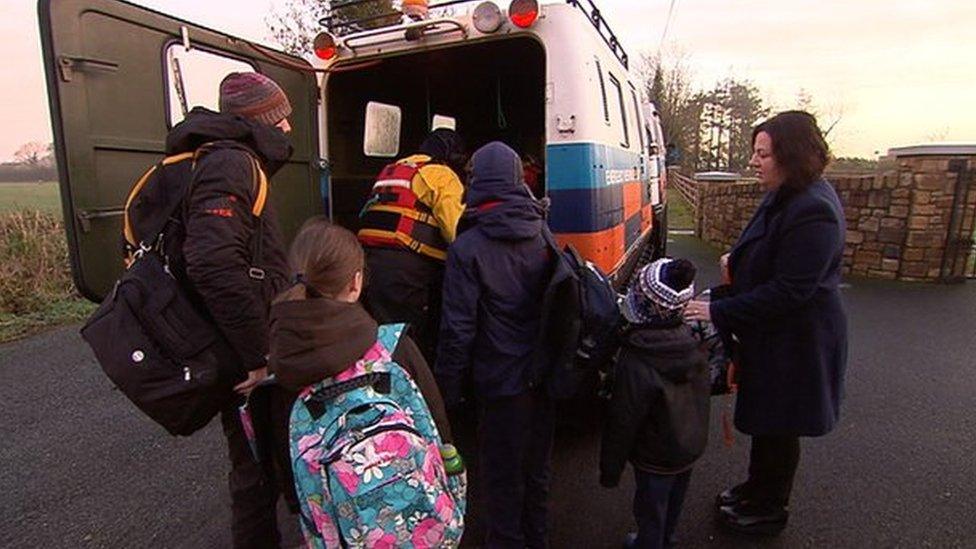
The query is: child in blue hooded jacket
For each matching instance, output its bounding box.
[435,141,555,548]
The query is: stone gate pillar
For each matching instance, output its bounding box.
[889,145,976,282]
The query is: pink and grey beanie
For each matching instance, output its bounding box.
[623,258,697,324]
[219,72,292,126]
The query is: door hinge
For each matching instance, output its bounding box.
[58,55,119,82]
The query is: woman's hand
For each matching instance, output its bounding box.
[684,300,711,323]
[720,253,731,284]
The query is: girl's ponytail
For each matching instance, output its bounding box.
[275,216,365,303]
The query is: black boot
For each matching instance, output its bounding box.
[715,482,752,508]
[718,501,788,536]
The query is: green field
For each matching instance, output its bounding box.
[0,181,62,215]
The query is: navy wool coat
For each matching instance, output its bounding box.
[711,179,849,437]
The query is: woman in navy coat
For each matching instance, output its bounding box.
[685,111,848,535]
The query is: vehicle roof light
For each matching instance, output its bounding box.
[402,0,429,21]
[508,0,539,29]
[313,32,338,61]
[473,1,504,33]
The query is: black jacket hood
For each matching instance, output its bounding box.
[165,108,293,176]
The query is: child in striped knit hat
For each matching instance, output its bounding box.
[601,257,710,549]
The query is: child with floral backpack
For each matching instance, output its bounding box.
[268,216,466,548]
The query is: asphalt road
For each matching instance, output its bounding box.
[2,234,974,548]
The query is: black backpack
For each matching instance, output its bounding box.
[537,231,622,400]
[81,147,267,435]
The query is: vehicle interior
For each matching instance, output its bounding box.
[325,36,546,230]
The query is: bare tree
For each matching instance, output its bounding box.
[789,87,845,142]
[639,49,702,170]
[267,0,398,55]
[14,142,52,167]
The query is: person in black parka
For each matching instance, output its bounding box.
[166,73,297,548]
[685,111,849,535]
[600,258,709,549]
[435,141,555,549]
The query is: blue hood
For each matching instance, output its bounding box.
[464,142,545,240]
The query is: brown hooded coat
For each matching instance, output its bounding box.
[269,297,451,441]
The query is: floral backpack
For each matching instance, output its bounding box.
[289,323,466,548]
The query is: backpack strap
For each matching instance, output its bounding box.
[122,152,196,252]
[375,323,407,357]
[243,154,269,279]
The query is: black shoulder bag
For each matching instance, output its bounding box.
[81,151,260,436]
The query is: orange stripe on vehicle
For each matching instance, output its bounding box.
[554,224,626,274]
[641,204,653,232]
[623,181,643,220]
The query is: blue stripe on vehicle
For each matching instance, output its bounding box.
[547,186,623,233]
[545,142,644,191]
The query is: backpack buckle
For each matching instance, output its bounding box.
[248,267,266,280]
[132,241,153,260]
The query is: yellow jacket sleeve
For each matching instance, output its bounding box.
[414,163,465,243]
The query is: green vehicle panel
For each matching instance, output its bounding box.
[38,0,321,301]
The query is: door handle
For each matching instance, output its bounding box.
[58,55,119,82]
[77,207,124,232]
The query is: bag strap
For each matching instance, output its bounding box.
[244,154,268,280]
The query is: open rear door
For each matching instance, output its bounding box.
[39,0,321,301]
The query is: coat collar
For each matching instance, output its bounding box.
[731,191,775,256]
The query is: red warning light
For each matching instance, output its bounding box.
[313,32,338,60]
[509,0,539,28]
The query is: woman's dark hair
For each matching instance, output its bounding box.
[752,110,830,190]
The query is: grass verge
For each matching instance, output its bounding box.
[667,193,695,230]
[0,209,94,344]
[0,299,94,343]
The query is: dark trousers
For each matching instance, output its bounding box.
[363,247,443,363]
[631,469,692,549]
[745,435,800,507]
[479,390,556,549]
[220,385,298,549]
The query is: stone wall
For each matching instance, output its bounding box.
[691,147,976,282]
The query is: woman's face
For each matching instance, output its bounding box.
[750,131,786,191]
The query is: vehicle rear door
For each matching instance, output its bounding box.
[39,0,321,301]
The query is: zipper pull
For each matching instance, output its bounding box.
[183,366,191,382]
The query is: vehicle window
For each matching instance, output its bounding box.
[630,87,644,151]
[608,74,629,148]
[595,59,609,124]
[164,44,256,127]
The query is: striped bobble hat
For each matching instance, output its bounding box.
[219,72,292,127]
[623,258,696,324]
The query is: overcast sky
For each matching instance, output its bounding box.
[4,0,974,160]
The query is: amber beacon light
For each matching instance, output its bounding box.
[402,0,430,20]
[509,0,539,28]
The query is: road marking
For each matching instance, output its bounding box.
[669,229,696,236]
